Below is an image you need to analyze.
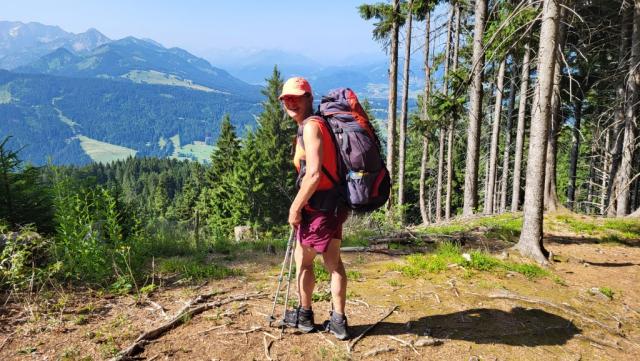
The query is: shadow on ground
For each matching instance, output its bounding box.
[351,307,581,347]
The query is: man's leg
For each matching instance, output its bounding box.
[294,241,316,309]
[322,238,346,314]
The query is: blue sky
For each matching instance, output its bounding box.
[2,0,404,64]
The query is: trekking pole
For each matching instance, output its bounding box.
[280,232,297,338]
[266,228,295,327]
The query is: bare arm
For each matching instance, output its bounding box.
[289,121,323,227]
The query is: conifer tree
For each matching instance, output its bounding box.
[206,114,241,187]
[199,115,242,235]
[253,66,297,227]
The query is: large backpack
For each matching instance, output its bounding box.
[317,88,390,212]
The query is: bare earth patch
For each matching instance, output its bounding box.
[1,236,639,360]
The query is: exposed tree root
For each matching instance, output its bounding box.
[110,292,265,360]
[478,289,622,336]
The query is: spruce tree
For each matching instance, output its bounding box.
[253,66,297,227]
[206,114,241,187]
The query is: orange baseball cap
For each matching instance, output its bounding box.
[279,77,312,99]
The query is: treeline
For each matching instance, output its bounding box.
[359,0,640,262]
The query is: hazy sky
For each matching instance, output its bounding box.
[2,0,403,64]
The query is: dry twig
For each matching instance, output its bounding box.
[363,346,395,357]
[348,305,398,353]
[387,335,420,355]
[220,326,262,335]
[263,335,273,361]
[194,324,227,336]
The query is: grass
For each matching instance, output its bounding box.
[77,135,137,164]
[399,241,548,279]
[157,256,242,281]
[420,213,523,242]
[418,212,640,245]
[599,287,614,299]
[122,70,215,92]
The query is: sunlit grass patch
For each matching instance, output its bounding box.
[599,286,614,299]
[400,242,465,276]
[419,213,523,242]
[158,257,242,281]
[399,241,548,280]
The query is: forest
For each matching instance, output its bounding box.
[1,0,640,360]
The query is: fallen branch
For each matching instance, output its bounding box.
[348,305,398,353]
[111,292,265,360]
[220,326,262,335]
[194,324,227,336]
[263,335,273,361]
[171,288,231,319]
[262,331,277,340]
[363,346,395,357]
[387,335,420,355]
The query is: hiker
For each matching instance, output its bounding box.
[280,76,350,340]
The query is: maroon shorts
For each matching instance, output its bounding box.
[297,207,349,253]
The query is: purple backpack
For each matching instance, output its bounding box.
[317,88,390,212]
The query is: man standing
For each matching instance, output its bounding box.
[280,77,349,340]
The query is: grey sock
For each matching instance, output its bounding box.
[331,311,345,322]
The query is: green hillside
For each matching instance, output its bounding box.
[0,70,261,165]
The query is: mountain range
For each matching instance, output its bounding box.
[1,20,430,166]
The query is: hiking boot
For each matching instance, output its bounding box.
[324,311,349,340]
[282,306,315,333]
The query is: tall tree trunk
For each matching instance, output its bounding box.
[397,0,413,220]
[485,59,506,214]
[386,0,400,212]
[601,130,611,215]
[543,12,567,212]
[436,7,453,223]
[419,137,431,224]
[614,1,640,217]
[511,42,532,211]
[436,130,445,222]
[445,4,461,220]
[606,9,633,215]
[567,93,583,210]
[500,59,517,212]
[463,0,488,216]
[419,9,432,225]
[515,0,561,264]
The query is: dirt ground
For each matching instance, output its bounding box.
[1,232,639,361]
